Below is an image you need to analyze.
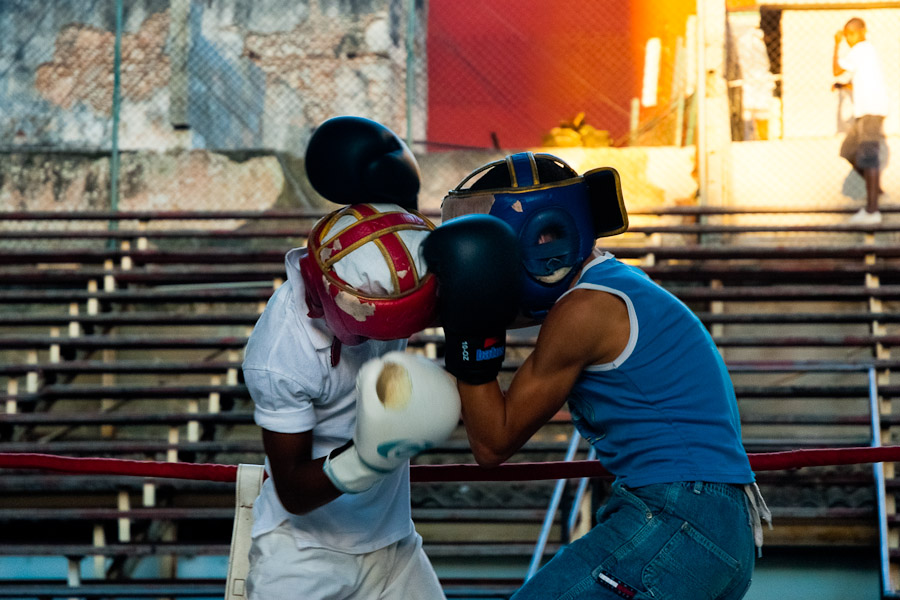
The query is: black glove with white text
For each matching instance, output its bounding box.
[422,214,522,384]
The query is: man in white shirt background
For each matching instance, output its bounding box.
[833,17,890,224]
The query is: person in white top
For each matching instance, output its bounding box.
[241,117,458,600]
[833,17,890,224]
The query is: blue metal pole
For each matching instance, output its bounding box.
[868,366,892,597]
[567,446,597,536]
[526,431,581,581]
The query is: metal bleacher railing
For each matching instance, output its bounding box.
[1,205,899,598]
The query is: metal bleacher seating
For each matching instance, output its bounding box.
[1,206,900,598]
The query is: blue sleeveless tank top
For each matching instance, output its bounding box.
[562,253,754,487]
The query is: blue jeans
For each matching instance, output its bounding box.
[511,481,755,600]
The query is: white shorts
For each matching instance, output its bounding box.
[246,523,445,600]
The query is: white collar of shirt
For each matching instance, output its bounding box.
[581,251,616,274]
[284,247,334,351]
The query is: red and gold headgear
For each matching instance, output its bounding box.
[299,203,438,346]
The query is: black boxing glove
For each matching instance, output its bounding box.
[422,215,522,385]
[305,116,420,211]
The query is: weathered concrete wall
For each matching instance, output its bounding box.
[0,150,290,234]
[0,0,424,155]
[423,136,900,216]
[6,1,892,222]
[5,135,894,224]
[0,144,698,224]
[417,145,700,217]
[0,151,282,212]
[729,135,900,212]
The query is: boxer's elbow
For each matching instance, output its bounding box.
[474,453,505,470]
[275,489,318,515]
[283,502,311,516]
[469,437,514,469]
[270,470,339,515]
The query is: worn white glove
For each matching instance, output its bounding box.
[323,351,461,494]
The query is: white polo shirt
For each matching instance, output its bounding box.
[839,40,889,118]
[242,248,412,553]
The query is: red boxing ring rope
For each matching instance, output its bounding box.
[1,446,899,484]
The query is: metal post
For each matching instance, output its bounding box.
[404,0,416,148]
[696,0,706,206]
[108,0,123,249]
[526,430,581,581]
[567,446,597,537]
[695,0,731,210]
[168,0,191,131]
[868,366,891,597]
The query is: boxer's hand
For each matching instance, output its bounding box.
[305,116,420,211]
[323,352,460,493]
[422,215,522,385]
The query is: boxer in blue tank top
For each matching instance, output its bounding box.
[563,252,753,489]
[424,152,770,600]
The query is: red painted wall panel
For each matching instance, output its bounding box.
[426,0,696,151]
[426,0,635,150]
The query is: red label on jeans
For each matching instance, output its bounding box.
[596,570,637,599]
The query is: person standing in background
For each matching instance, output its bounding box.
[833,17,889,224]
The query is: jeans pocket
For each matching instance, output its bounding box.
[642,521,740,600]
[614,484,659,519]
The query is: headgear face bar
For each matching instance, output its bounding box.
[441,152,628,320]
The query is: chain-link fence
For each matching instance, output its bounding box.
[2,0,688,153]
[1,0,898,223]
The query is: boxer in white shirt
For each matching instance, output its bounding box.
[242,117,458,600]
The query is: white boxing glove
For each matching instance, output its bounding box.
[323,351,461,494]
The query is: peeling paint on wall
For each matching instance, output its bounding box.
[2,1,419,153]
[34,12,171,114]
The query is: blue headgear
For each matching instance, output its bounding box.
[441,152,627,321]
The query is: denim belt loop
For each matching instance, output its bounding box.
[692,481,703,494]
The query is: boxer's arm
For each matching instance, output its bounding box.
[324,352,461,494]
[460,288,630,467]
[262,429,345,515]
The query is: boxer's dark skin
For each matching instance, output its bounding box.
[458,249,631,468]
[262,430,346,514]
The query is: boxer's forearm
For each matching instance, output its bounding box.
[262,429,344,515]
[457,374,562,468]
[458,380,518,468]
[273,455,345,514]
